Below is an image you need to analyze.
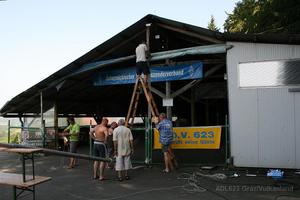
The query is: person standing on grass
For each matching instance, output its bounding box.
[89,118,108,181]
[63,117,80,169]
[113,119,134,181]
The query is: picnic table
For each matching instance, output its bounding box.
[0,147,51,200]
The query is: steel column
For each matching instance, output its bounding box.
[8,120,10,143]
[40,91,45,148]
[166,81,172,119]
[54,103,58,149]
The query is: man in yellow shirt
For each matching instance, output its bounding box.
[64,117,80,169]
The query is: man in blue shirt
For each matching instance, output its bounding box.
[155,113,175,173]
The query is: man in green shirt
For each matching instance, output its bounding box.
[64,117,80,169]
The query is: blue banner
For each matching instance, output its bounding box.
[93,62,203,86]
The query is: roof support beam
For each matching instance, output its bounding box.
[171,64,224,98]
[156,23,222,44]
[170,79,199,99]
[151,85,191,103]
[151,87,165,98]
[95,29,145,60]
[3,114,41,118]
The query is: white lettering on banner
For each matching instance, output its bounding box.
[104,69,184,82]
[150,70,184,78]
[105,74,135,81]
[93,62,203,86]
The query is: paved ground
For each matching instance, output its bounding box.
[1,150,300,200]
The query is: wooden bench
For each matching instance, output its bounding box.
[0,172,51,200]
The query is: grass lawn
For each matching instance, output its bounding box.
[0,129,20,144]
[0,136,8,143]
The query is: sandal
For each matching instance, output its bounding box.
[162,169,170,173]
[125,176,130,180]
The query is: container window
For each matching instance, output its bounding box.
[239,59,300,88]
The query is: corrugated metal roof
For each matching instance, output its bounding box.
[1,14,300,117]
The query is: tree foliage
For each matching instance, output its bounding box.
[224,0,300,33]
[207,15,220,32]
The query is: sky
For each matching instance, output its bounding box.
[0,0,239,108]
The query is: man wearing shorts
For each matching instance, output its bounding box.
[154,113,175,173]
[113,119,134,181]
[89,118,108,181]
[63,117,80,169]
[135,41,150,83]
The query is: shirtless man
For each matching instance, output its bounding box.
[89,118,108,180]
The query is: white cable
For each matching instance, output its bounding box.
[195,172,227,180]
[178,171,227,193]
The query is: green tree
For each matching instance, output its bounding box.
[224,0,300,33]
[207,15,220,31]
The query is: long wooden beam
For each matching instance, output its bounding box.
[156,23,222,44]
[95,29,145,60]
[0,143,112,162]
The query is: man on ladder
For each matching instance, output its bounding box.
[126,40,177,169]
[125,41,159,126]
[135,40,150,83]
